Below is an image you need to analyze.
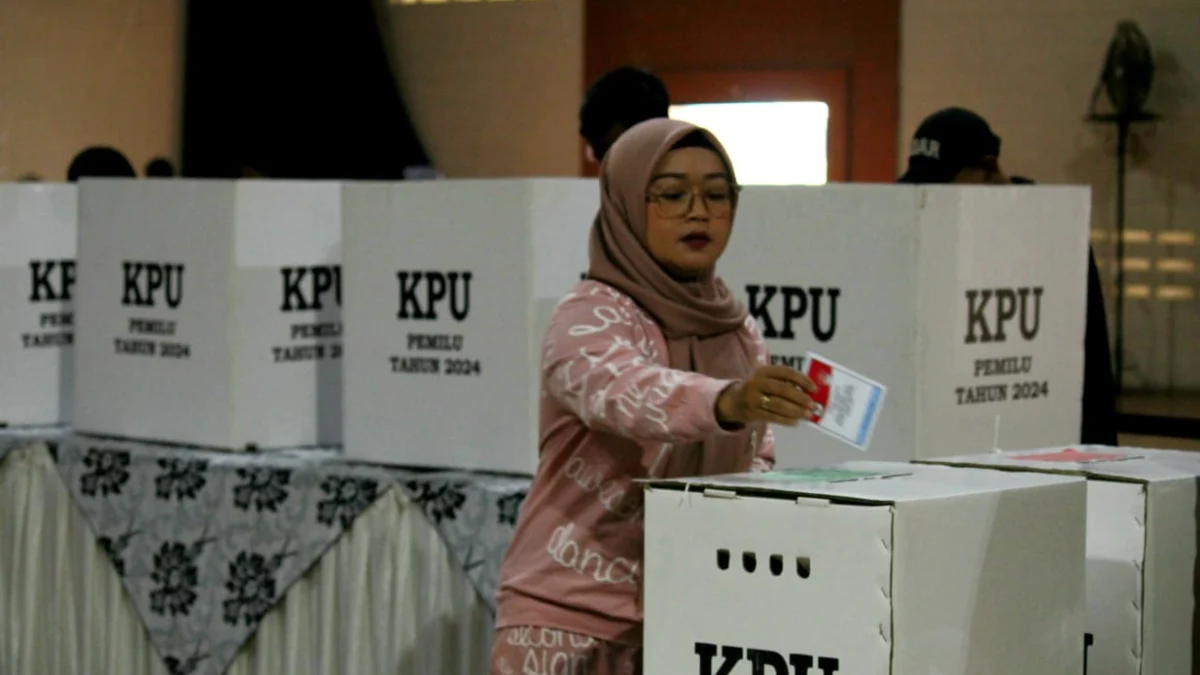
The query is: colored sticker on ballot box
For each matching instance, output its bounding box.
[1014,448,1135,464]
[802,353,886,451]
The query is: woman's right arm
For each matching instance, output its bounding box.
[542,288,733,443]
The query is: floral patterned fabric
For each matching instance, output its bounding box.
[1,431,529,675]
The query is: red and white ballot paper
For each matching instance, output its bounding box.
[801,352,887,451]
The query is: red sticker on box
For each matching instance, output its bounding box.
[1015,448,1130,463]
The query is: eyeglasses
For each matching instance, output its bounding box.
[647,181,739,219]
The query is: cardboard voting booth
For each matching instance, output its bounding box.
[642,460,1087,675]
[342,179,596,473]
[73,179,343,449]
[925,447,1200,675]
[719,184,1091,466]
[0,184,77,425]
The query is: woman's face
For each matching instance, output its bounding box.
[643,147,734,279]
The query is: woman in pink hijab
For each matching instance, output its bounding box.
[491,119,816,674]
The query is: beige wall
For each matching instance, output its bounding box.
[902,0,1200,391]
[0,0,182,180]
[388,0,583,178]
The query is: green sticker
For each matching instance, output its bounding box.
[759,468,889,483]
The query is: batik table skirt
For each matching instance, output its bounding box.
[0,442,501,675]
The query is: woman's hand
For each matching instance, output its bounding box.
[716,365,818,427]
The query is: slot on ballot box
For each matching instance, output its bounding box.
[923,447,1200,675]
[642,461,1087,675]
[74,179,343,449]
[718,185,1091,466]
[0,184,77,425]
[341,179,595,474]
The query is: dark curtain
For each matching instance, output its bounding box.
[181,0,429,179]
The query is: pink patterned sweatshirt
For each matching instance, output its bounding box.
[494,280,775,645]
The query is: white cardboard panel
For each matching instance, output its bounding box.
[721,186,921,467]
[341,179,595,473]
[916,186,1090,459]
[73,179,342,449]
[643,462,1086,674]
[891,473,1086,674]
[924,447,1200,675]
[1085,480,1145,675]
[644,488,895,675]
[1142,478,1199,675]
[0,184,77,425]
[718,184,1090,467]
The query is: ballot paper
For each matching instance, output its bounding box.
[802,352,886,451]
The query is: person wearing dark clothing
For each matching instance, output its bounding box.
[1079,237,1120,444]
[579,66,670,163]
[898,108,1010,185]
[66,146,136,182]
[145,157,176,177]
[1012,174,1119,444]
[900,107,1119,445]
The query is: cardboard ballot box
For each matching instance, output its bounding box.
[0,184,77,426]
[719,185,1091,466]
[642,461,1087,675]
[74,179,343,449]
[924,447,1200,675]
[342,179,595,473]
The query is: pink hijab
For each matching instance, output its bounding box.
[587,118,764,477]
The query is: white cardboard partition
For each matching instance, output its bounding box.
[720,185,1091,467]
[0,184,77,425]
[642,461,1087,675]
[74,179,343,449]
[924,447,1200,675]
[341,179,596,473]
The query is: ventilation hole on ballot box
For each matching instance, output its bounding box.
[796,557,812,579]
[716,549,730,570]
[742,551,757,573]
[769,554,783,576]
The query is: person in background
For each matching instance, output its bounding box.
[491,119,817,674]
[66,146,136,182]
[899,108,1119,445]
[898,107,1009,185]
[579,66,670,164]
[1010,174,1119,444]
[145,157,176,177]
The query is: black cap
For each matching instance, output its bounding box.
[898,108,1001,183]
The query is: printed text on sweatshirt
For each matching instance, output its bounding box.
[494,280,774,645]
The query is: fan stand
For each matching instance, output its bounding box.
[1086,110,1160,396]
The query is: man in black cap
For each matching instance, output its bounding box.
[899,107,1010,185]
[900,107,1119,445]
[579,66,670,164]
